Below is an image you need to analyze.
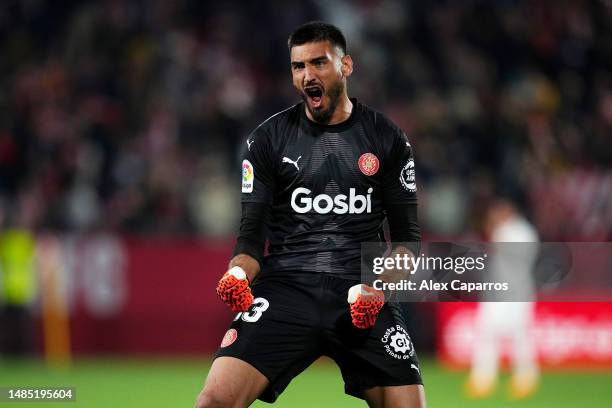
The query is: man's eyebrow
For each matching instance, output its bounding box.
[309,56,328,64]
[291,55,329,66]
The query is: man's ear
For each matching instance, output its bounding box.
[341,54,353,78]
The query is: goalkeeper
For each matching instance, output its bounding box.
[196,21,424,408]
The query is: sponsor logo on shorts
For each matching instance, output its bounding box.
[242,160,254,193]
[358,153,379,176]
[381,325,414,360]
[399,159,416,192]
[220,328,238,348]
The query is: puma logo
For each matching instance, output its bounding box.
[411,364,420,374]
[282,155,302,171]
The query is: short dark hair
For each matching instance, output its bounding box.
[287,21,347,55]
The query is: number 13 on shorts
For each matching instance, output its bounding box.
[234,297,270,323]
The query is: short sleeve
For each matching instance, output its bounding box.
[240,128,276,204]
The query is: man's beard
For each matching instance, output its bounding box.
[302,80,344,125]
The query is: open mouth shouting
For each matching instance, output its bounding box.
[304,85,324,109]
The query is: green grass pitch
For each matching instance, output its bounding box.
[0,356,610,407]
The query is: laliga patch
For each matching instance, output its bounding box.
[399,159,416,192]
[220,329,238,348]
[358,153,380,176]
[242,160,254,193]
[381,325,414,360]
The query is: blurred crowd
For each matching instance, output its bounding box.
[0,0,610,239]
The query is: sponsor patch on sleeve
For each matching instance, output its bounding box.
[242,159,254,193]
[399,159,417,192]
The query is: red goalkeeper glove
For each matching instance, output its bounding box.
[348,284,385,329]
[216,266,253,312]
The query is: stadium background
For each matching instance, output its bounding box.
[0,0,610,407]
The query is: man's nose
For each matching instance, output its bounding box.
[303,66,316,83]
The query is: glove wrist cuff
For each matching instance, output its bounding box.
[228,266,249,282]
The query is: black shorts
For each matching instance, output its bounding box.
[214,274,423,403]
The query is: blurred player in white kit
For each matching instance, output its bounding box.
[467,199,540,399]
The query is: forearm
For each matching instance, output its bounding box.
[231,201,269,281]
[387,202,421,256]
[379,245,416,284]
[380,203,421,286]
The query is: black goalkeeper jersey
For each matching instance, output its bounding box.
[240,99,417,279]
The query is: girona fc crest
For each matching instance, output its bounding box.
[220,329,238,348]
[358,153,380,176]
